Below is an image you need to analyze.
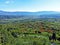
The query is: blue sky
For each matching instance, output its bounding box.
[0,0,60,12]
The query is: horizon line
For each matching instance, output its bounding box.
[0,10,60,12]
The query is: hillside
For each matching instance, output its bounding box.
[0,11,60,20]
[0,11,60,45]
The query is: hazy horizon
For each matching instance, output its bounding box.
[0,10,54,12]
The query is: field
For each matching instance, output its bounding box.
[0,18,60,45]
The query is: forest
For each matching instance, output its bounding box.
[0,18,60,45]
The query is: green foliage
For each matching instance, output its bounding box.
[0,18,60,45]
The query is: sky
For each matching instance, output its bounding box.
[0,0,60,12]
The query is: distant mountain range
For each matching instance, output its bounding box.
[0,11,60,15]
[0,11,60,20]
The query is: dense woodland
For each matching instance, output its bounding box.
[0,18,60,45]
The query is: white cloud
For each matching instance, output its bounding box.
[5,1,10,4]
[5,0,14,4]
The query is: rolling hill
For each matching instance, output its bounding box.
[0,11,60,20]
